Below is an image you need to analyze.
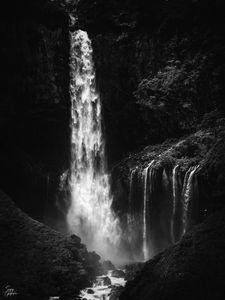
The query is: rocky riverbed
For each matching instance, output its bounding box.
[79,269,126,300]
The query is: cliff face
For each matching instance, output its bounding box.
[0,0,76,227]
[111,115,225,259]
[120,207,225,300]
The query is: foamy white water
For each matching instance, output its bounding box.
[171,164,179,243]
[67,30,120,258]
[182,165,199,234]
[80,270,126,300]
[127,168,136,225]
[142,160,154,261]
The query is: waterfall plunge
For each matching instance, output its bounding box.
[182,165,199,235]
[142,161,154,261]
[125,162,199,260]
[171,165,179,243]
[67,30,120,258]
[127,168,136,226]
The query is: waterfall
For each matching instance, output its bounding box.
[119,160,200,260]
[182,165,199,235]
[171,165,179,243]
[67,30,119,258]
[66,29,201,260]
[142,160,154,261]
[128,168,136,225]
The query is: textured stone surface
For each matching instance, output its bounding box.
[0,191,102,299]
[120,208,225,300]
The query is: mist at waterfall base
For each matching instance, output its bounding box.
[65,29,200,264]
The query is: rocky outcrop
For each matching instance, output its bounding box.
[120,207,225,300]
[111,115,225,259]
[0,191,102,299]
[102,260,116,271]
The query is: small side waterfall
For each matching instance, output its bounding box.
[124,162,200,260]
[142,161,154,261]
[67,30,119,258]
[128,168,136,225]
[182,165,199,234]
[171,165,179,243]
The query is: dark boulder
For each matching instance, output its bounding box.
[103,260,116,271]
[71,234,81,244]
[111,270,125,278]
[102,276,112,286]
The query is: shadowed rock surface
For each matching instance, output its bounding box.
[120,208,225,300]
[0,191,102,300]
[111,117,225,259]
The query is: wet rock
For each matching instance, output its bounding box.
[102,276,112,286]
[85,251,104,277]
[103,260,116,271]
[111,270,125,278]
[71,234,81,244]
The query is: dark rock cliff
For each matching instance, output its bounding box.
[0,190,102,299]
[0,0,76,227]
[111,114,225,258]
[120,207,225,300]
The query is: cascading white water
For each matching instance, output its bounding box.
[142,160,154,261]
[128,168,136,225]
[67,30,119,258]
[182,165,199,235]
[80,270,126,300]
[171,164,179,243]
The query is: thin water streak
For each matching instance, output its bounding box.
[142,160,154,261]
[182,165,199,235]
[171,164,179,243]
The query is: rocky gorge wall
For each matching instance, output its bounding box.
[0,0,77,228]
[120,207,225,300]
[111,118,225,259]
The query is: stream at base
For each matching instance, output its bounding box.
[79,270,126,300]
